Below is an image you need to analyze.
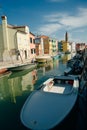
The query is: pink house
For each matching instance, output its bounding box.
[29,32,36,62]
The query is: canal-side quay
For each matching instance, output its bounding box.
[0,53,87,130]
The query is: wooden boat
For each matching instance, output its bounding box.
[20,75,79,130]
[0,68,7,74]
[7,63,37,72]
[0,71,11,78]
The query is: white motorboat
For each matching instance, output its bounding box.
[20,75,79,130]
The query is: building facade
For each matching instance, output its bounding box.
[49,38,58,56]
[0,16,30,62]
[58,32,74,53]
[35,35,58,56]
[29,32,36,62]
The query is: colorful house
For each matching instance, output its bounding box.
[29,32,36,62]
[35,35,58,56]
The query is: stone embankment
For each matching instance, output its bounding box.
[0,59,32,69]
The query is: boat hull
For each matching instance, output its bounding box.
[7,63,36,72]
[36,56,52,63]
[0,68,7,74]
[20,89,78,130]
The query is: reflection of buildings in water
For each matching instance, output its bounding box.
[42,67,45,76]
[0,78,9,100]
[42,62,54,75]
[60,54,71,64]
[45,64,53,71]
[48,61,54,69]
[22,69,37,91]
[8,69,37,103]
[53,60,59,68]
[37,62,53,77]
[37,61,59,77]
[0,69,37,103]
[8,77,22,103]
[0,73,11,101]
[66,54,72,60]
[32,69,37,84]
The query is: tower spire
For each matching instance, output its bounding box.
[65,31,68,42]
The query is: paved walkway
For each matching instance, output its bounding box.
[0,59,31,69]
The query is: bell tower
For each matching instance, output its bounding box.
[65,31,68,42]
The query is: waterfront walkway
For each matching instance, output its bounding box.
[0,58,32,69]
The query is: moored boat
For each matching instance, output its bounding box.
[36,55,52,63]
[0,68,7,74]
[7,63,37,72]
[20,75,79,130]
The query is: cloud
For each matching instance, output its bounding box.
[73,29,85,33]
[44,8,87,29]
[37,7,87,39]
[60,8,87,29]
[38,23,62,35]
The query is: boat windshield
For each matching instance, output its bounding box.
[54,79,74,86]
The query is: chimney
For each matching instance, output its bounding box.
[1,15,7,20]
[1,15,9,50]
[1,16,7,26]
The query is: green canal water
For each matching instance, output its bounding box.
[0,54,75,130]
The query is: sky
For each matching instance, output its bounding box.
[0,0,87,43]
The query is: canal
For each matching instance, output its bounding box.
[0,54,86,130]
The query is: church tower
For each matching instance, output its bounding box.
[65,31,68,42]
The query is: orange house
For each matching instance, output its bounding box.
[35,35,49,56]
[29,32,36,62]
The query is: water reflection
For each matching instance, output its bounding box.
[0,72,11,101]
[36,61,54,79]
[0,69,37,103]
[0,54,70,103]
[60,54,71,64]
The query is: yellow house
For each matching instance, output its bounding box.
[60,40,70,53]
[49,38,58,56]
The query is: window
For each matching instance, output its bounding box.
[30,37,32,43]
[34,49,36,53]
[31,49,33,54]
[33,39,35,43]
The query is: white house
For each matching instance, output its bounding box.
[0,16,30,62]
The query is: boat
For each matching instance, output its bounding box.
[36,55,52,63]
[0,71,11,78]
[20,75,79,130]
[66,58,84,75]
[0,68,8,74]
[9,67,36,79]
[7,63,37,72]
[66,59,76,68]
